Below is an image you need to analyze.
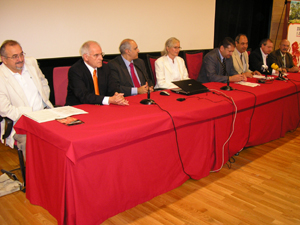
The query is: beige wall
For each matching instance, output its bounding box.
[270,0,288,49]
[0,0,215,59]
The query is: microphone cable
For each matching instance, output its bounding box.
[153,102,192,179]
[152,90,238,178]
[208,89,237,173]
[232,89,257,148]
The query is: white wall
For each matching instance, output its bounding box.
[0,0,215,59]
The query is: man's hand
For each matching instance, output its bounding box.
[287,66,299,73]
[279,68,287,73]
[253,70,261,75]
[229,74,247,82]
[242,72,253,78]
[148,85,154,93]
[137,82,153,94]
[109,92,129,106]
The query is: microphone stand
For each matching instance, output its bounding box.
[140,88,155,105]
[276,70,286,81]
[220,76,233,91]
[135,64,155,104]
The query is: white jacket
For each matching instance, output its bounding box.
[0,57,53,147]
[154,55,189,89]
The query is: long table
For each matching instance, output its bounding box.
[14,73,300,225]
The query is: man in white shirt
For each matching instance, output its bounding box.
[0,40,53,158]
[232,34,261,77]
[249,38,274,74]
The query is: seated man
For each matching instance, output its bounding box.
[0,40,53,158]
[249,38,273,74]
[268,39,299,73]
[197,37,246,83]
[232,34,261,77]
[66,41,128,106]
[108,39,153,97]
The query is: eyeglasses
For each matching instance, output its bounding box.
[91,52,105,59]
[6,52,26,60]
[173,47,182,50]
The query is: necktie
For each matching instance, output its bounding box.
[240,54,243,65]
[282,55,286,68]
[129,63,140,87]
[222,58,226,75]
[93,69,100,95]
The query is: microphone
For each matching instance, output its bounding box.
[261,65,270,75]
[135,63,155,105]
[140,85,155,105]
[220,71,233,91]
[258,65,269,83]
[271,63,285,81]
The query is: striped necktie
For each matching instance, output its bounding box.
[222,58,226,75]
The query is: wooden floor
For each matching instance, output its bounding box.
[0,128,300,225]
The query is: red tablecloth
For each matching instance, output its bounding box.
[14,73,300,225]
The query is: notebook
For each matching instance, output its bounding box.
[171,79,209,95]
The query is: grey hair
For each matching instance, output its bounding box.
[80,41,100,57]
[119,39,134,54]
[0,40,21,57]
[161,37,180,56]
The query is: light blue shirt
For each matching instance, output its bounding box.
[121,55,141,95]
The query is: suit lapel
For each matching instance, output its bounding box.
[1,64,29,105]
[243,52,249,65]
[134,61,146,84]
[234,49,243,71]
[117,56,133,86]
[80,59,94,89]
[174,57,184,78]
[163,56,173,74]
[26,63,41,93]
[215,49,223,74]
[275,50,283,67]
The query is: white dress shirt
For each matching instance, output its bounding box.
[12,65,44,112]
[84,62,109,105]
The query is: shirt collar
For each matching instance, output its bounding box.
[121,55,133,68]
[218,49,224,61]
[84,61,96,75]
[280,51,285,57]
[6,64,28,76]
[260,48,268,57]
[167,55,177,63]
[236,49,243,57]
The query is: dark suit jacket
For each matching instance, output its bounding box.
[66,59,119,106]
[108,56,153,97]
[249,48,272,74]
[268,49,295,69]
[197,48,238,83]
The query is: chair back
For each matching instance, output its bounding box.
[183,51,203,80]
[146,54,159,86]
[53,66,70,106]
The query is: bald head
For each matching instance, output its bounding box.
[119,39,140,62]
[279,39,290,55]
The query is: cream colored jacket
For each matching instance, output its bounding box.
[0,57,53,147]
